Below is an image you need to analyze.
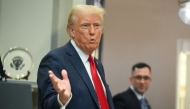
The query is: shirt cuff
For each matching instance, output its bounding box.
[57,93,72,109]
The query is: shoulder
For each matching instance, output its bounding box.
[43,41,72,59]
[112,89,132,108]
[46,40,73,57]
[48,46,65,56]
[40,46,63,62]
[113,90,128,99]
[113,88,136,100]
[39,45,68,67]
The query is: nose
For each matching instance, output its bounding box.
[140,78,145,83]
[89,25,95,36]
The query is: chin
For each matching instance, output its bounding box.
[137,90,145,95]
[89,46,98,50]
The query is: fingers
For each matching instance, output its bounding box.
[61,70,69,81]
[48,70,70,93]
[49,70,58,84]
[49,70,55,78]
[49,70,69,82]
[48,70,54,76]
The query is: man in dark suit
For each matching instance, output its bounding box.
[37,4,114,109]
[113,62,152,109]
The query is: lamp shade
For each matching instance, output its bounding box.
[179,2,190,25]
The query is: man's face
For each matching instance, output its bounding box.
[69,12,103,55]
[130,67,152,95]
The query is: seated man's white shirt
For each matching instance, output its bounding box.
[130,85,145,100]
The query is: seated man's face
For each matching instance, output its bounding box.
[130,67,152,95]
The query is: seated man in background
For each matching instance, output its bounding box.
[113,62,152,109]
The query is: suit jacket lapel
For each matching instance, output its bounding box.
[128,88,142,109]
[94,60,105,82]
[65,41,99,107]
[145,98,151,109]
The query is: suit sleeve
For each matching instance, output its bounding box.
[37,53,64,109]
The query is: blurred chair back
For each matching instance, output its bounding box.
[0,82,33,109]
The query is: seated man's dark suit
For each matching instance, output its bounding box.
[37,41,115,109]
[113,88,151,109]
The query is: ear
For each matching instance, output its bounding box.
[129,76,133,84]
[68,26,75,39]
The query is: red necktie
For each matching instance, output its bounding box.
[88,55,109,109]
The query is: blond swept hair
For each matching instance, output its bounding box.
[67,4,105,33]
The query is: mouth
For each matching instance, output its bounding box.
[139,85,145,90]
[89,39,95,43]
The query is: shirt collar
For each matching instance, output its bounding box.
[71,39,89,63]
[130,85,144,100]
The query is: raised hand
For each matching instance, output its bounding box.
[49,70,71,104]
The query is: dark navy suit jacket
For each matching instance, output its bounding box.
[113,88,151,109]
[37,41,114,109]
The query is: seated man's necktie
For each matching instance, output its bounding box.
[139,98,147,109]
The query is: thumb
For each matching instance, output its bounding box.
[61,70,69,80]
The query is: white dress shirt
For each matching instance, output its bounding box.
[130,85,145,100]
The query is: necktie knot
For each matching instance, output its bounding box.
[88,55,93,62]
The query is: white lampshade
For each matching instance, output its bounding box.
[179,2,190,25]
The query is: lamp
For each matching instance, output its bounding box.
[178,0,190,25]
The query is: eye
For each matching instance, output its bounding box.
[94,24,100,28]
[144,76,150,80]
[82,24,89,29]
[134,76,142,80]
